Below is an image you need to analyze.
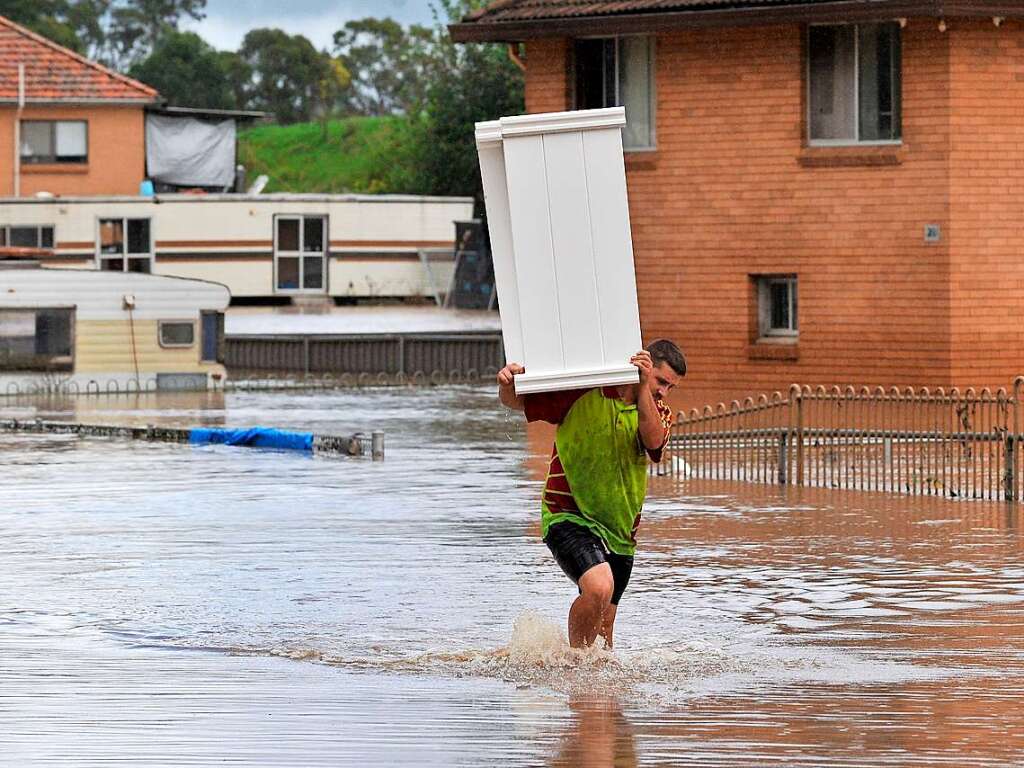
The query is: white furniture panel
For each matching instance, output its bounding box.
[476,107,641,395]
[475,121,523,364]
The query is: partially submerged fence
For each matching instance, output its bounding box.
[658,379,1024,502]
[224,332,504,379]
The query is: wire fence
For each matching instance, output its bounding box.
[655,380,1024,502]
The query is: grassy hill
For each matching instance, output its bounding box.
[237,116,413,194]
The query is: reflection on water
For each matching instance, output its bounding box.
[4,387,1024,766]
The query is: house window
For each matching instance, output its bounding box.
[274,215,327,293]
[159,321,195,348]
[574,37,655,150]
[20,121,88,164]
[0,308,74,371]
[98,218,152,273]
[808,23,901,144]
[201,311,224,363]
[757,276,798,339]
[0,225,54,249]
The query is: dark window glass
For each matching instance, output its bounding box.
[126,219,150,254]
[40,226,54,248]
[201,311,223,363]
[9,227,38,247]
[303,217,324,252]
[160,322,194,347]
[35,309,73,357]
[575,38,616,110]
[770,283,791,330]
[277,257,299,289]
[303,256,323,289]
[277,219,300,251]
[127,258,151,273]
[858,23,901,141]
[101,258,124,272]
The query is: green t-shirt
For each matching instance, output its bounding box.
[526,387,667,556]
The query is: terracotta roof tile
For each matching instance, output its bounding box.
[463,0,823,23]
[0,14,158,103]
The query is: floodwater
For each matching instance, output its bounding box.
[4,386,1024,766]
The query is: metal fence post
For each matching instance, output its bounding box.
[778,431,788,485]
[303,337,310,377]
[790,384,803,486]
[1010,377,1023,502]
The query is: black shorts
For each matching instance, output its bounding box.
[543,521,634,604]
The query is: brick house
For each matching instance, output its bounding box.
[0,14,157,202]
[452,0,1024,398]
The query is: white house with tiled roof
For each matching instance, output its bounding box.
[0,14,158,198]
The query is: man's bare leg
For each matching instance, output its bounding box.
[598,603,618,649]
[569,563,614,648]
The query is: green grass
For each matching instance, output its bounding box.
[237,116,413,194]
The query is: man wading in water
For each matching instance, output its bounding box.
[497,340,686,649]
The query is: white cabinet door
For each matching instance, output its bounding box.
[476,107,641,394]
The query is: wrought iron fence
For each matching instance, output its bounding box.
[657,379,1024,502]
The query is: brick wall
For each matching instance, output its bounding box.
[949,19,1024,391]
[0,104,146,196]
[524,21,972,404]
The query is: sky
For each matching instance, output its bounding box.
[182,0,441,53]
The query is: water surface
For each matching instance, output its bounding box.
[3,387,1024,766]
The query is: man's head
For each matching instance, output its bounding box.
[645,339,687,400]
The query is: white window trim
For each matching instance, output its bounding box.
[0,306,76,369]
[757,276,798,341]
[574,34,657,152]
[158,320,196,349]
[273,214,329,295]
[19,120,89,164]
[806,22,901,147]
[95,216,154,273]
[2,224,56,249]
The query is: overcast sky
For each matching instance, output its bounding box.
[182,0,440,52]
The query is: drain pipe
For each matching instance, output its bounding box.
[13,62,24,197]
[507,43,525,73]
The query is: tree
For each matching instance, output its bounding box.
[0,0,108,53]
[398,0,524,208]
[129,30,236,109]
[238,28,342,125]
[104,0,206,67]
[332,17,434,116]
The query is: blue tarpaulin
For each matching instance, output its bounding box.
[189,427,314,452]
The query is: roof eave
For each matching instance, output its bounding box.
[450,0,1024,42]
[0,97,158,106]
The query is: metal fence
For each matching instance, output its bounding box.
[656,379,1024,502]
[224,332,504,379]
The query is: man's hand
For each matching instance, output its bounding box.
[497,362,525,386]
[497,363,526,411]
[630,350,653,383]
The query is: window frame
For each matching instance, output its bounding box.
[0,225,55,249]
[573,34,657,152]
[19,120,89,164]
[200,311,225,363]
[757,275,799,340]
[806,22,902,147]
[0,306,75,371]
[273,214,329,295]
[158,320,196,349]
[95,216,154,273]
